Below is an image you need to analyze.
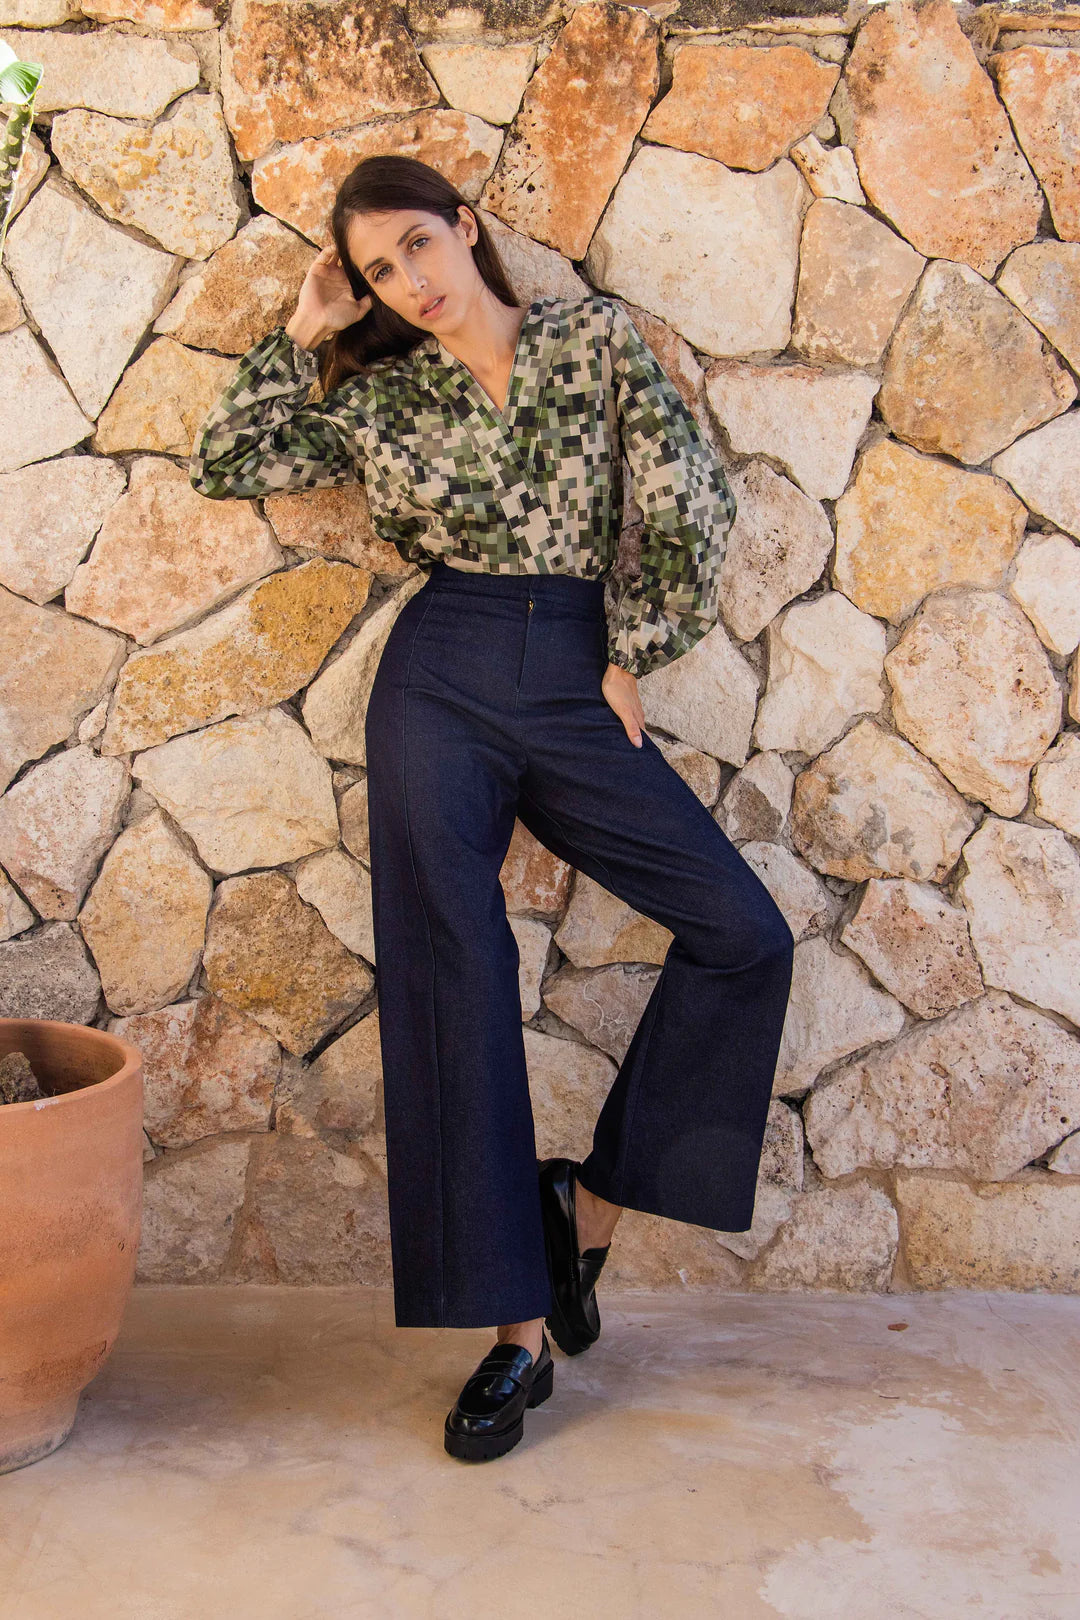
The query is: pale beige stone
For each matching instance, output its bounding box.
[203,870,372,1056]
[584,146,809,357]
[67,458,282,645]
[102,559,369,754]
[0,746,129,920]
[523,1025,617,1166]
[718,460,833,643]
[250,112,503,247]
[51,92,246,260]
[841,878,983,1020]
[153,215,318,355]
[221,0,438,163]
[774,934,907,1097]
[92,339,239,457]
[480,4,659,260]
[0,456,126,605]
[885,589,1062,816]
[749,1175,899,1290]
[1048,1132,1080,1175]
[5,128,49,227]
[0,266,21,334]
[110,995,279,1149]
[229,1134,388,1286]
[990,46,1080,242]
[510,913,550,1020]
[1008,530,1080,655]
[420,41,537,126]
[716,751,794,845]
[133,708,338,875]
[840,0,1042,276]
[79,809,212,1017]
[703,1100,804,1262]
[997,240,1080,373]
[1033,732,1080,838]
[790,719,978,883]
[264,484,404,571]
[957,816,1080,1029]
[0,871,34,942]
[301,572,435,766]
[791,199,925,368]
[642,44,838,172]
[991,410,1080,541]
[716,1182,798,1265]
[878,260,1075,465]
[337,779,369,864]
[833,438,1028,624]
[738,842,834,943]
[77,699,110,746]
[788,133,865,203]
[500,817,573,919]
[896,1171,1080,1290]
[4,178,181,419]
[806,991,1079,1181]
[754,592,886,756]
[0,0,79,21]
[554,870,672,970]
[0,921,101,1021]
[136,1139,250,1283]
[652,735,723,806]
[0,326,94,474]
[477,207,592,306]
[279,1011,384,1165]
[1,27,198,117]
[600,1208,743,1289]
[639,623,759,768]
[541,962,658,1064]
[294,847,373,963]
[704,359,878,500]
[0,587,125,793]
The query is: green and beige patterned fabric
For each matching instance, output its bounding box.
[189,293,737,678]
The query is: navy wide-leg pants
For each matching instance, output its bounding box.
[364,560,794,1329]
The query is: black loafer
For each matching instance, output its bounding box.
[537,1156,610,1356]
[444,1331,554,1462]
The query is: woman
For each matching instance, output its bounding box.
[190,154,795,1464]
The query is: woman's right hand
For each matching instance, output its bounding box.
[291,244,374,340]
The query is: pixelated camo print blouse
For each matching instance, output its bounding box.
[189,292,737,680]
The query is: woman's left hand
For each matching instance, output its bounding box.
[602,663,645,748]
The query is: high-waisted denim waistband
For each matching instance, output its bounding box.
[425,558,609,610]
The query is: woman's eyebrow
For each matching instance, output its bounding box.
[361,224,427,276]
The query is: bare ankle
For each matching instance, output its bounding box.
[497,1317,545,1359]
[575,1178,623,1251]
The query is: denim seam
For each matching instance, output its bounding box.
[398,587,449,1323]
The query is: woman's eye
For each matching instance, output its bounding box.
[372,238,427,282]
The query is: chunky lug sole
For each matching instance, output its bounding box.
[444,1342,555,1462]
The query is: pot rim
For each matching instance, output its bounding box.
[0,1018,142,1114]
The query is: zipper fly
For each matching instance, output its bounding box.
[528,595,534,612]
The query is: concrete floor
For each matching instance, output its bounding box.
[1,1287,1078,1620]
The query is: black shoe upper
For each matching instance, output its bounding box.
[445,1332,552,1440]
[537,1156,610,1354]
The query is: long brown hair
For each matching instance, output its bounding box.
[320,154,520,395]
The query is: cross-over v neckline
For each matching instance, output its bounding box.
[428,299,544,424]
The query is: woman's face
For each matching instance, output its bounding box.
[344,205,480,331]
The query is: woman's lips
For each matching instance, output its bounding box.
[420,295,445,318]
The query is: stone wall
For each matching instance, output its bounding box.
[2,0,1080,1294]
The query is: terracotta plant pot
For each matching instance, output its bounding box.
[0,1019,143,1474]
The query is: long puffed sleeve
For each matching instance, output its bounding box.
[189,325,368,500]
[605,300,737,679]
